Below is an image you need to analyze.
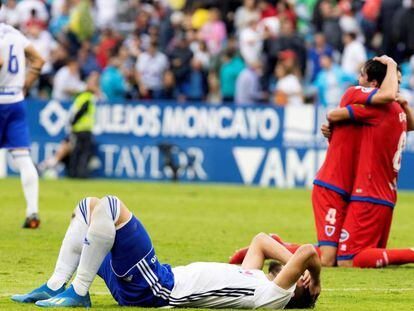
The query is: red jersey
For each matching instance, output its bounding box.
[314,86,378,198]
[348,102,407,207]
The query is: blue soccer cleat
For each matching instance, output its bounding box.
[11,283,65,303]
[35,285,91,308]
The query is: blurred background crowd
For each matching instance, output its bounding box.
[1,0,414,108]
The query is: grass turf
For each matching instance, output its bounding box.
[0,178,413,310]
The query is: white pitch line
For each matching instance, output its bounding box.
[323,288,414,292]
[2,288,414,298]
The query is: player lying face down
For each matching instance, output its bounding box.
[12,196,321,309]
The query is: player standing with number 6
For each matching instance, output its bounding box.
[0,9,45,229]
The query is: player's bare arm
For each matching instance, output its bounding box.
[23,45,45,94]
[326,107,352,123]
[241,233,293,270]
[396,94,414,131]
[274,244,321,297]
[369,55,398,105]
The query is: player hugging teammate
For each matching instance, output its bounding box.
[230,55,414,269]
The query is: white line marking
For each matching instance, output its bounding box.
[2,288,414,298]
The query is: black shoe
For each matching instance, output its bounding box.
[22,213,40,229]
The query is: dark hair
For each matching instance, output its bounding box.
[285,286,317,309]
[344,32,357,40]
[268,261,283,276]
[363,59,387,86]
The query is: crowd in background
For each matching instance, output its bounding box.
[1,0,414,108]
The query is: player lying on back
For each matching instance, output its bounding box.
[0,4,45,228]
[12,196,321,309]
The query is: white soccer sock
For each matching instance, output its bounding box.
[47,198,91,291]
[72,196,120,296]
[11,150,39,217]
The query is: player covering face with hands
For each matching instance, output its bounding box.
[12,196,321,309]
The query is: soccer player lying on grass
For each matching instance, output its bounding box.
[12,196,321,309]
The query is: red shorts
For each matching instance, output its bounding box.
[312,185,348,247]
[337,201,393,261]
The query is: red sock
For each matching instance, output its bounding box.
[353,248,414,268]
[229,247,249,264]
[269,233,302,248]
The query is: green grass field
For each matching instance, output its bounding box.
[1,178,413,310]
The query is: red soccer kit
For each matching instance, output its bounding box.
[337,101,407,260]
[313,86,378,246]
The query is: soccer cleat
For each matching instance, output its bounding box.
[35,285,91,308]
[22,213,41,229]
[11,283,65,303]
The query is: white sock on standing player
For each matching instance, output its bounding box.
[47,198,91,291]
[11,150,38,217]
[72,196,119,296]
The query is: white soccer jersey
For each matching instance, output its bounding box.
[170,262,295,309]
[0,23,31,104]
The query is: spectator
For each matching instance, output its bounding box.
[313,54,355,108]
[220,49,245,103]
[169,34,194,102]
[0,0,19,27]
[15,0,49,28]
[308,33,335,82]
[100,55,128,101]
[273,62,303,107]
[52,58,86,101]
[235,61,265,105]
[135,42,169,99]
[190,39,210,70]
[95,27,119,69]
[207,72,222,105]
[393,0,414,61]
[258,0,277,19]
[95,0,118,29]
[160,70,177,100]
[234,0,261,32]
[78,42,101,79]
[263,18,307,81]
[357,0,381,50]
[239,17,263,66]
[257,0,280,38]
[275,0,297,29]
[26,20,57,97]
[49,1,70,38]
[341,32,367,77]
[378,0,403,57]
[187,58,209,101]
[319,0,342,51]
[199,8,227,55]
